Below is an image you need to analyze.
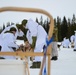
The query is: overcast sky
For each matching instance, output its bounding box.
[0,0,76,27]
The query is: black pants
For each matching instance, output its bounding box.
[0,46,2,51]
[0,57,5,59]
[0,46,5,59]
[30,62,41,68]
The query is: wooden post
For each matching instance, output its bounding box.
[47,44,52,75]
[0,7,54,75]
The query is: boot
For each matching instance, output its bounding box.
[51,56,58,61]
[74,49,76,51]
[30,62,41,68]
[51,57,55,60]
[0,57,5,59]
[37,62,41,68]
[30,62,37,68]
[0,46,2,51]
[53,56,58,60]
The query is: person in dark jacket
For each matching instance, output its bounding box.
[51,28,58,60]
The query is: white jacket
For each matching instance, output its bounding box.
[1,25,24,40]
[26,19,47,62]
[1,33,19,59]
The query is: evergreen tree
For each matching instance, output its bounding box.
[71,14,76,35]
[43,18,50,33]
[67,18,72,38]
[56,16,62,41]
[3,23,5,30]
[0,27,3,33]
[54,18,57,27]
[11,22,15,25]
[40,16,43,26]
[43,20,47,31]
[35,17,39,24]
[61,16,68,39]
[46,18,50,33]
[71,14,76,25]
[6,22,10,27]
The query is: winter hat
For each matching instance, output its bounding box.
[10,27,17,32]
[16,24,21,29]
[21,19,27,26]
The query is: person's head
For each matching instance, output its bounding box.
[21,19,27,27]
[10,27,17,35]
[16,24,21,30]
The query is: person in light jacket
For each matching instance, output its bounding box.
[0,24,24,40]
[70,35,75,48]
[51,28,58,61]
[62,37,70,48]
[22,19,47,68]
[0,27,20,59]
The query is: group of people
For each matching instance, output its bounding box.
[61,34,76,51]
[0,18,58,68]
[61,37,70,48]
[0,21,26,59]
[0,19,47,67]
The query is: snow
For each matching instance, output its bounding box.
[51,47,76,75]
[15,40,76,75]
[1,40,76,75]
[29,46,76,75]
[16,40,25,45]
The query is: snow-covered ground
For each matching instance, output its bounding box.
[29,46,76,75]
[15,40,76,75]
[0,40,76,75]
[51,46,76,75]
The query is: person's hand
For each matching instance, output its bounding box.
[20,44,24,47]
[29,47,34,52]
[18,44,24,52]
